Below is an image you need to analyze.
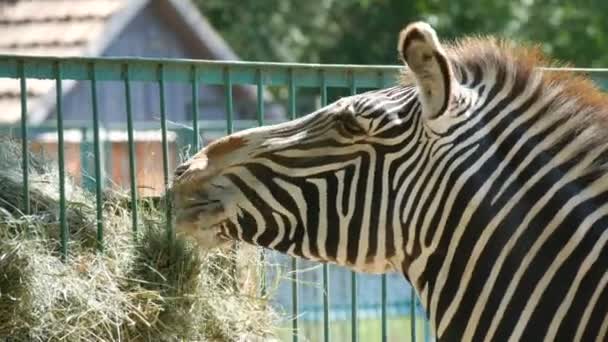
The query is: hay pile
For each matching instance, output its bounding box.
[0,139,279,341]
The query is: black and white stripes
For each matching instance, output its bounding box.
[173,21,608,341]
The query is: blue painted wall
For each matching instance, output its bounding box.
[51,4,262,127]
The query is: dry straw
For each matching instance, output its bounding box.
[0,138,279,341]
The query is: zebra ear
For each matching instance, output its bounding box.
[398,22,454,119]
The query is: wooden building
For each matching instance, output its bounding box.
[0,0,284,195]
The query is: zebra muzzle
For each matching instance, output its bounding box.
[175,219,230,250]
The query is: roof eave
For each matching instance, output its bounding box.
[28,0,262,124]
[30,0,151,124]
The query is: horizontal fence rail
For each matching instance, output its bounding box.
[0,55,401,89]
[3,55,608,87]
[2,53,608,342]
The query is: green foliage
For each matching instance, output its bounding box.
[195,0,608,67]
[194,0,338,63]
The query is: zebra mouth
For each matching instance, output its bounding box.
[175,197,226,225]
[175,219,232,250]
[171,176,238,250]
[172,195,234,249]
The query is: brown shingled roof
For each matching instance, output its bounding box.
[0,0,129,123]
[0,0,126,56]
[0,0,255,125]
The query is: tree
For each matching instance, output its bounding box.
[193,0,339,63]
[195,0,608,68]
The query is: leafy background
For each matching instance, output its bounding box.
[195,0,608,67]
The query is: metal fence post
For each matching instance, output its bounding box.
[158,63,173,242]
[191,65,200,152]
[90,62,105,251]
[18,60,30,215]
[54,61,68,261]
[224,67,234,134]
[123,63,138,235]
[379,70,389,342]
[320,69,331,342]
[411,287,417,341]
[349,71,358,342]
[256,68,267,298]
[288,68,300,342]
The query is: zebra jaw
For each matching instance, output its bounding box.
[175,219,232,250]
[172,181,240,250]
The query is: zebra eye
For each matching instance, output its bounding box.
[336,112,366,136]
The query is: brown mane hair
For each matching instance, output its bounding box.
[400,35,608,151]
[446,36,608,117]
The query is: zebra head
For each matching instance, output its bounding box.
[172,20,608,342]
[170,21,464,274]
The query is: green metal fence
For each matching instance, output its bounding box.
[2,54,608,341]
[0,54,415,342]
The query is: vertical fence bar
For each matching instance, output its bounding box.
[320,69,331,342]
[223,67,240,293]
[349,71,358,342]
[123,64,138,234]
[291,258,298,341]
[18,60,30,215]
[256,68,266,297]
[288,68,299,342]
[411,287,417,341]
[424,315,431,342]
[256,69,265,127]
[224,68,234,134]
[381,274,388,341]
[55,62,68,261]
[79,127,92,191]
[289,69,296,118]
[191,65,200,152]
[158,64,173,242]
[90,63,104,251]
[379,71,389,342]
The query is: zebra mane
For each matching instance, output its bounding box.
[400,35,608,157]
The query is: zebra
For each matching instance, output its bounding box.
[171,21,608,341]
